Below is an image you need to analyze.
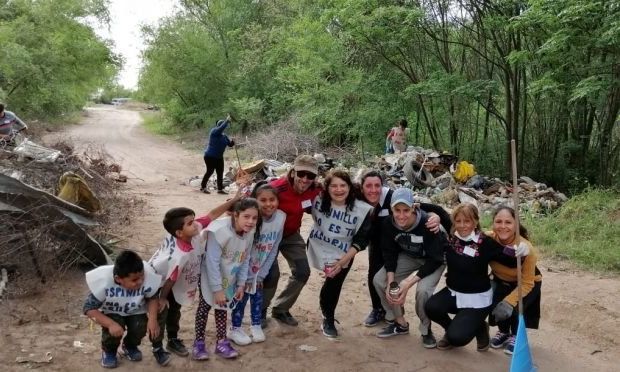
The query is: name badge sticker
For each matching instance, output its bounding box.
[410,235,424,243]
[301,199,312,209]
[378,209,389,217]
[463,246,476,257]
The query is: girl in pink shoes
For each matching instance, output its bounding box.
[229,182,286,345]
[191,198,259,360]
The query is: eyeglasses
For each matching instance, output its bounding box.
[296,170,317,180]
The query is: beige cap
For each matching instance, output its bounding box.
[293,155,318,174]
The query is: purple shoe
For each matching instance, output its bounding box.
[215,339,238,359]
[192,340,209,360]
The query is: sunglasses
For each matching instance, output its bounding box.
[296,170,317,180]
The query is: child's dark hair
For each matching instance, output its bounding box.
[492,205,530,240]
[113,250,144,278]
[398,118,408,128]
[251,180,278,199]
[232,198,261,244]
[163,207,195,236]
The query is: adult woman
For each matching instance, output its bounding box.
[200,114,234,194]
[356,170,450,327]
[425,203,529,351]
[488,206,542,355]
[306,169,373,338]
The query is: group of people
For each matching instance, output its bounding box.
[84,150,542,368]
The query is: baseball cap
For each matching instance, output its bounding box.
[390,188,415,208]
[293,155,318,175]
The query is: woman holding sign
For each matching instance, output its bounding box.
[306,169,373,338]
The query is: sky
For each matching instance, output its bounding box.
[94,0,178,89]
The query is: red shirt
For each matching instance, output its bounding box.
[270,177,321,237]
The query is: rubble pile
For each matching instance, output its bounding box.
[0,138,130,298]
[204,144,567,215]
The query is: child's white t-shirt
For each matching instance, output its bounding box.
[85,261,161,316]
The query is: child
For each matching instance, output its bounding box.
[192,198,260,360]
[83,250,161,369]
[229,183,285,345]
[148,194,241,363]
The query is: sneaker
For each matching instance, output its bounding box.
[272,311,299,326]
[376,322,409,338]
[321,318,339,338]
[490,331,510,349]
[101,350,118,368]
[122,344,143,361]
[215,339,239,359]
[384,318,395,326]
[504,335,516,355]
[166,338,189,356]
[152,347,171,366]
[422,331,437,349]
[200,188,210,194]
[250,325,266,343]
[229,327,252,346]
[217,190,228,195]
[363,308,385,327]
[476,322,490,352]
[437,334,452,350]
[191,340,209,361]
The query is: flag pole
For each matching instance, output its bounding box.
[510,139,524,314]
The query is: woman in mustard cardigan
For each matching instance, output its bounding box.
[487,206,542,355]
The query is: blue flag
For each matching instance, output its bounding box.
[510,315,537,372]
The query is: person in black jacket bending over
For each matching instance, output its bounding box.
[373,187,447,348]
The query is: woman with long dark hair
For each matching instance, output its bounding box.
[306,169,373,338]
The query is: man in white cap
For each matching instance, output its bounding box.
[261,155,322,327]
[373,187,447,348]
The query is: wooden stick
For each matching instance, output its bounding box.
[510,139,524,315]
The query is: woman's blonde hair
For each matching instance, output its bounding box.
[450,203,481,234]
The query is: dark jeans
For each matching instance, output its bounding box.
[425,287,492,347]
[492,279,542,335]
[201,155,224,190]
[151,291,182,347]
[320,258,354,319]
[101,313,147,352]
[367,241,384,310]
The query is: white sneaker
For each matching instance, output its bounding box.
[250,325,266,343]
[229,327,252,346]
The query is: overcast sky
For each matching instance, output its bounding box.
[95,0,178,89]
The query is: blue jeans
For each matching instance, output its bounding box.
[231,289,263,327]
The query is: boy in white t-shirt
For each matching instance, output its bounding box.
[148,194,241,361]
[83,250,162,369]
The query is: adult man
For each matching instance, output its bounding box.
[0,103,28,141]
[200,114,234,194]
[262,155,322,327]
[373,188,447,348]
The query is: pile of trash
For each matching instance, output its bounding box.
[0,136,131,299]
[376,147,567,214]
[193,144,567,215]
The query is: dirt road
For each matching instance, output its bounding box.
[1,106,618,371]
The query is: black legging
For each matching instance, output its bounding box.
[492,279,541,335]
[425,287,492,346]
[320,257,354,320]
[201,155,224,191]
[367,241,384,310]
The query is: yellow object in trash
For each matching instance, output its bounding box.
[454,161,476,183]
[57,172,102,212]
